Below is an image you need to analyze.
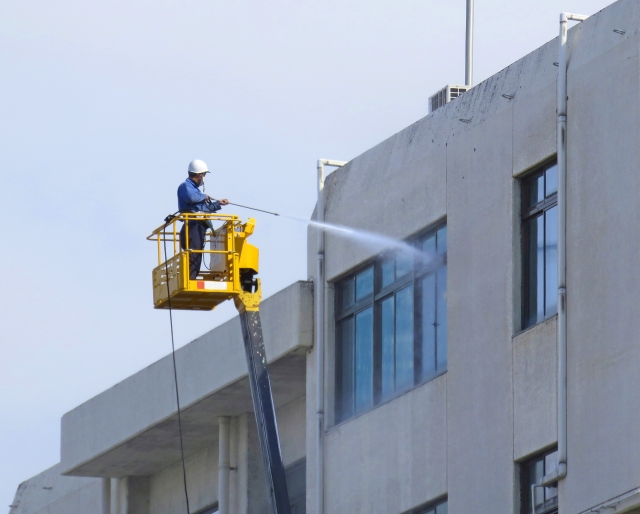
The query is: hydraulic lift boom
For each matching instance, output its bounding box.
[148,213,291,514]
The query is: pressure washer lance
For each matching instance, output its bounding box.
[162,201,279,226]
[210,199,280,217]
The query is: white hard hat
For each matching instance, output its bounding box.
[188,159,210,175]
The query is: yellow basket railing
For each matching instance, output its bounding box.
[147,213,258,310]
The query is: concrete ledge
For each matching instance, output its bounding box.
[577,488,640,514]
[60,281,313,478]
[9,463,100,514]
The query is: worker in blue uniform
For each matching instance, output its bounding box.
[178,159,229,279]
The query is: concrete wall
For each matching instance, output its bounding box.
[306,1,640,513]
[513,318,558,461]
[146,398,306,514]
[446,104,517,514]
[564,3,640,512]
[325,376,447,513]
[277,395,307,468]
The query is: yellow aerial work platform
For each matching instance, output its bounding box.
[147,212,260,311]
[148,211,291,513]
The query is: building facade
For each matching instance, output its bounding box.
[10,1,640,512]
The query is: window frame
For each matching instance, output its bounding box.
[334,220,447,424]
[521,160,559,330]
[520,447,558,514]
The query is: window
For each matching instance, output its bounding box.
[286,459,306,514]
[521,161,558,330]
[520,448,558,514]
[335,223,447,423]
[406,497,448,514]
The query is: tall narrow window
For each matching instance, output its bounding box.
[336,266,374,419]
[522,162,558,329]
[335,222,447,423]
[520,448,558,514]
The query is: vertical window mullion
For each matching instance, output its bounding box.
[543,209,547,319]
[545,205,558,318]
[420,273,437,381]
[395,285,414,393]
[393,295,397,393]
[414,278,422,386]
[354,307,374,413]
[434,270,438,371]
[436,266,447,372]
[373,299,381,405]
[380,295,395,401]
[373,265,381,405]
[350,317,356,420]
[522,219,530,329]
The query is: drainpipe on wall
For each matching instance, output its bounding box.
[537,12,588,494]
[316,159,347,514]
[218,416,231,514]
[101,478,111,514]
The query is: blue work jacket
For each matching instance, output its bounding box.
[177,178,222,213]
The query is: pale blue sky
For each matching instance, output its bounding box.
[1,0,611,506]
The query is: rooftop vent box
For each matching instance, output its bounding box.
[429,84,470,113]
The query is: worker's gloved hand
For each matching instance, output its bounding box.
[206,200,222,212]
[219,199,229,206]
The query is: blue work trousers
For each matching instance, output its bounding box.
[180,220,207,280]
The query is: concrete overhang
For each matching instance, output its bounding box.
[60,281,313,478]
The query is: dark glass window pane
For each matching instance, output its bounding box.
[381,257,395,288]
[338,278,354,312]
[436,266,448,372]
[396,252,413,279]
[545,206,558,318]
[380,297,395,401]
[356,267,373,301]
[355,308,373,413]
[422,233,436,256]
[524,214,544,327]
[436,226,447,255]
[536,215,545,322]
[527,172,545,208]
[545,163,558,197]
[395,285,414,392]
[521,450,559,514]
[544,451,558,500]
[338,318,354,421]
[528,459,544,510]
[420,274,436,380]
[435,502,448,514]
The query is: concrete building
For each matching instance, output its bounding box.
[9,0,640,512]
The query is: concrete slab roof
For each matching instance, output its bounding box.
[60,281,312,478]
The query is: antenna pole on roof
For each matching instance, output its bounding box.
[465,0,474,86]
